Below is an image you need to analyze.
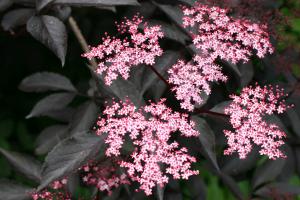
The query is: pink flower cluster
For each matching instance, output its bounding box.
[182,2,274,63]
[95,99,199,195]
[81,160,130,195]
[31,179,69,200]
[168,1,275,111]
[168,55,227,111]
[83,15,164,85]
[224,85,291,159]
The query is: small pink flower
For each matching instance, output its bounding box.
[224,84,292,159]
[95,99,199,195]
[83,15,164,85]
[168,55,227,111]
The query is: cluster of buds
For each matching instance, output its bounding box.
[80,160,130,195]
[31,179,69,200]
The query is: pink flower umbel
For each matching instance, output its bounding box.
[168,55,227,111]
[95,99,199,195]
[224,84,291,159]
[83,15,164,85]
[81,160,130,195]
[182,2,274,63]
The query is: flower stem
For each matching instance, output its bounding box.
[147,65,171,88]
[68,16,98,70]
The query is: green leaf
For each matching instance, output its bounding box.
[292,64,300,78]
[291,18,300,33]
[220,173,244,200]
[26,92,75,118]
[27,15,67,66]
[0,148,42,183]
[207,176,224,200]
[38,133,106,190]
[19,72,77,93]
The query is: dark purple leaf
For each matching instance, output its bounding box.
[19,72,77,93]
[100,76,145,108]
[192,116,220,171]
[53,0,139,6]
[185,176,206,200]
[153,2,193,37]
[69,101,98,136]
[36,0,55,11]
[0,148,41,183]
[0,180,34,200]
[210,101,232,114]
[156,185,164,200]
[1,9,35,31]
[149,20,189,44]
[286,109,300,138]
[222,61,241,78]
[51,5,71,21]
[142,51,180,94]
[222,148,259,176]
[35,125,69,155]
[27,15,67,66]
[238,62,254,87]
[252,159,286,189]
[26,92,75,118]
[255,182,300,198]
[0,0,12,12]
[43,107,75,122]
[38,133,106,190]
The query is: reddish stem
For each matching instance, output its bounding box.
[147,65,172,88]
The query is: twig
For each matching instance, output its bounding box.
[68,16,98,70]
